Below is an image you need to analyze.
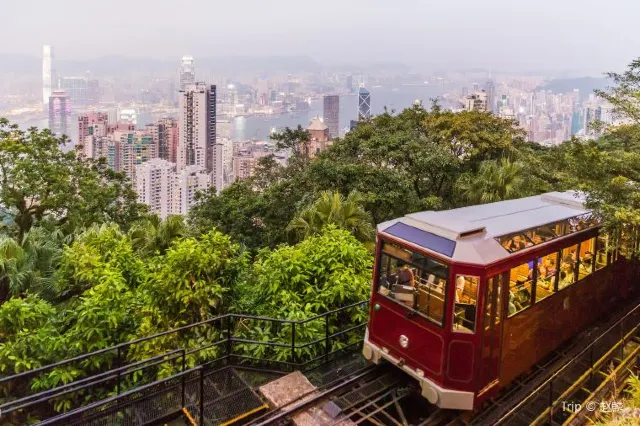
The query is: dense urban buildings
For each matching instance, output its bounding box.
[78,112,108,156]
[323,95,340,139]
[42,45,53,106]
[463,90,488,112]
[48,90,69,137]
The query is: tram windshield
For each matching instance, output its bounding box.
[376,240,449,326]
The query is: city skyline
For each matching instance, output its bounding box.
[2,0,639,75]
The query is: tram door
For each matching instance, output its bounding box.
[479,273,505,391]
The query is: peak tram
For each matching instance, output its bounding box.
[362,192,638,410]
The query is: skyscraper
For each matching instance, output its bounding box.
[48,90,70,137]
[180,56,195,90]
[345,75,353,93]
[358,88,371,121]
[42,45,54,106]
[60,77,88,106]
[323,95,340,139]
[177,83,216,173]
[484,80,496,112]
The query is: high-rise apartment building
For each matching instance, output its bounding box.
[180,56,195,90]
[112,130,156,182]
[357,88,371,121]
[48,90,70,137]
[177,83,217,171]
[172,165,211,215]
[136,159,176,219]
[147,118,179,163]
[78,112,108,140]
[78,112,109,158]
[42,45,54,106]
[323,95,339,139]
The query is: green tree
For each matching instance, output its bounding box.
[287,190,374,242]
[138,229,248,330]
[0,227,63,303]
[456,158,530,204]
[128,214,187,257]
[595,58,640,125]
[233,226,372,361]
[0,119,145,240]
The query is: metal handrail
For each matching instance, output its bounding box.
[0,349,184,413]
[0,300,368,384]
[497,301,640,423]
[0,300,369,424]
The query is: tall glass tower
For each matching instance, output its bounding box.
[42,45,54,106]
[358,88,371,121]
[180,56,195,91]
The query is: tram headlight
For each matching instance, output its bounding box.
[399,334,409,348]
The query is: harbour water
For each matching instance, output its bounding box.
[11,84,449,145]
[230,84,448,140]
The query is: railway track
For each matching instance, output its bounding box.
[470,298,640,426]
[241,300,640,426]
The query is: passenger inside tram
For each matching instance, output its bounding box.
[377,241,449,325]
[508,262,533,316]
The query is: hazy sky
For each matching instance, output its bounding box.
[2,0,638,74]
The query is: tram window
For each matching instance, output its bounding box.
[578,238,596,280]
[501,234,528,252]
[559,245,578,289]
[508,262,533,317]
[535,252,558,302]
[376,241,449,326]
[452,276,479,333]
[595,234,609,271]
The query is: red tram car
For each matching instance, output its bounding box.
[362,191,637,410]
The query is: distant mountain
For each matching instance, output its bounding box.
[538,77,610,98]
[0,54,322,77]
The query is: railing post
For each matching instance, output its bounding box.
[116,346,121,395]
[181,350,186,408]
[226,316,233,362]
[199,368,205,425]
[291,322,297,366]
[325,314,330,362]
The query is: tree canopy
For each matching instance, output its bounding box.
[0,119,145,240]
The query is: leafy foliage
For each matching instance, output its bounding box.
[0,118,145,241]
[287,191,374,242]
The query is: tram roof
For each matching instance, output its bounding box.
[378,191,593,265]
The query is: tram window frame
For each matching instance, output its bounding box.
[376,241,450,327]
[507,261,534,318]
[559,244,578,290]
[452,275,480,334]
[534,252,559,303]
[578,238,596,280]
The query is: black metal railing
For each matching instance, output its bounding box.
[0,300,369,424]
[496,301,640,425]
